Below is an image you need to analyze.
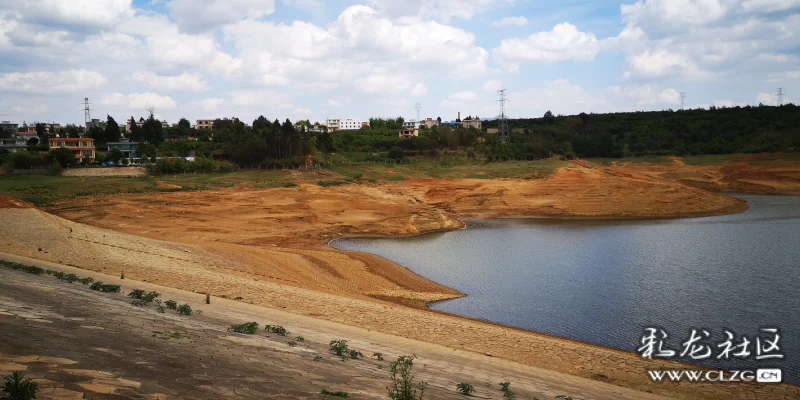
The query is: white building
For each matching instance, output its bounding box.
[327,118,364,131]
[403,120,421,129]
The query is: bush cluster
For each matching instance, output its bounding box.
[89,281,121,293]
[265,324,288,336]
[228,322,259,334]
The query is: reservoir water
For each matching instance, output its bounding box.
[332,195,800,383]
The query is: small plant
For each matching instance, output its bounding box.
[0,261,44,275]
[205,293,210,304]
[320,389,349,398]
[329,339,349,356]
[373,352,384,361]
[128,289,146,299]
[348,349,363,359]
[313,355,323,362]
[456,383,475,396]
[388,355,426,400]
[61,273,79,283]
[228,322,259,334]
[288,341,297,347]
[295,336,304,342]
[156,305,165,313]
[2,371,39,400]
[177,304,192,315]
[265,324,288,336]
[165,300,178,309]
[499,381,515,399]
[555,396,572,400]
[142,291,160,302]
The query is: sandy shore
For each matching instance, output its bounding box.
[1,160,798,398]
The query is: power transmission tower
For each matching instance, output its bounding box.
[777,88,784,106]
[497,89,510,143]
[415,102,421,122]
[83,97,92,130]
[680,92,686,111]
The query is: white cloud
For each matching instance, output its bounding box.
[441,90,480,109]
[494,23,608,64]
[191,98,227,111]
[368,0,497,22]
[102,92,177,110]
[626,49,705,78]
[411,83,428,96]
[740,0,800,13]
[491,16,527,27]
[620,0,729,38]
[0,69,108,93]
[507,79,685,116]
[166,0,276,33]
[327,99,344,107]
[130,71,209,91]
[481,80,502,92]
[5,0,135,29]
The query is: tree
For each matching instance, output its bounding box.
[105,115,121,143]
[136,142,157,159]
[107,147,124,163]
[140,111,164,144]
[86,125,103,141]
[178,118,191,130]
[318,129,334,158]
[50,147,75,167]
[35,123,46,141]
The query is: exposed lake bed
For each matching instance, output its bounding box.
[333,194,800,383]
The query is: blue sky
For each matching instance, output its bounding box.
[0,0,797,126]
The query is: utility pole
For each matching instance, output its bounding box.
[777,88,784,106]
[680,92,686,111]
[497,89,509,144]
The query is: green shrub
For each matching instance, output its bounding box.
[320,389,349,398]
[499,382,515,399]
[128,290,160,305]
[348,349,363,359]
[0,261,44,275]
[288,341,297,347]
[373,352,384,361]
[165,300,178,309]
[295,336,304,342]
[456,382,475,396]
[2,371,39,400]
[89,281,121,292]
[177,304,192,316]
[265,324,288,336]
[128,289,146,299]
[156,305,165,313]
[388,355,426,400]
[76,277,94,285]
[329,339,349,356]
[228,322,259,334]
[313,355,323,362]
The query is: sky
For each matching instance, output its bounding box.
[0,0,798,126]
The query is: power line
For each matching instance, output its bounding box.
[83,97,92,129]
[497,89,509,144]
[777,88,784,106]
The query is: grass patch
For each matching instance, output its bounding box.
[317,180,347,187]
[164,300,178,309]
[456,382,475,396]
[176,304,192,316]
[152,331,190,340]
[0,260,44,275]
[228,322,259,334]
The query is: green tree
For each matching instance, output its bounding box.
[50,147,75,167]
[136,142,157,159]
[105,115,121,143]
[86,125,103,141]
[106,147,124,163]
[141,111,164,144]
[129,116,141,141]
[2,371,39,400]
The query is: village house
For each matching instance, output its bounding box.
[49,137,95,163]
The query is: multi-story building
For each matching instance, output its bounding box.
[106,138,138,159]
[326,119,340,132]
[327,118,364,131]
[420,118,439,129]
[22,122,61,134]
[49,137,95,163]
[398,128,419,139]
[1,121,18,132]
[403,120,421,130]
[461,116,481,130]
[196,119,214,130]
[0,137,27,152]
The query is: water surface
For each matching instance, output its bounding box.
[332,195,800,383]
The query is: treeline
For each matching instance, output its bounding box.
[483,104,800,158]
